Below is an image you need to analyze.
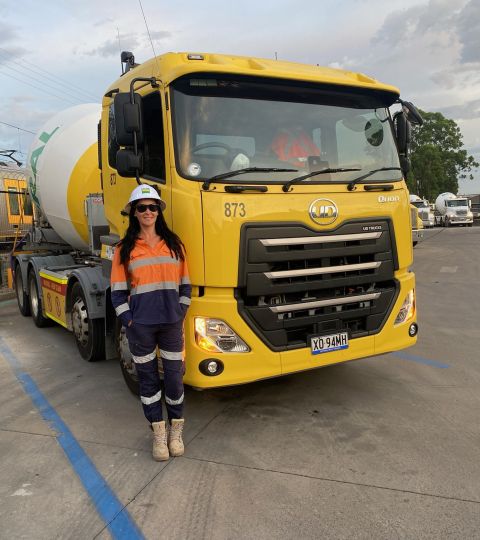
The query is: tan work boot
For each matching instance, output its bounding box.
[168,419,185,457]
[151,421,169,461]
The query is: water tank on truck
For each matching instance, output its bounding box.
[27,104,102,251]
[435,192,473,227]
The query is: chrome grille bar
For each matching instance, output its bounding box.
[269,292,381,313]
[265,261,381,279]
[260,232,382,247]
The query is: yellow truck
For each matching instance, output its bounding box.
[13,51,421,391]
[0,165,33,251]
[410,204,424,246]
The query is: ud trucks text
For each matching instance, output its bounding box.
[13,51,421,391]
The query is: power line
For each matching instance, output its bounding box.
[2,63,87,105]
[0,70,81,106]
[0,120,36,135]
[0,46,99,102]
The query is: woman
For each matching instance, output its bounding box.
[110,184,191,461]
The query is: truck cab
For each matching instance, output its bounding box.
[100,52,420,388]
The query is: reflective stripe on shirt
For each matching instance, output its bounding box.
[115,303,130,316]
[112,281,129,291]
[128,256,179,272]
[130,282,179,295]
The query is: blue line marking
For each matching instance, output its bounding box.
[0,337,145,540]
[392,351,449,369]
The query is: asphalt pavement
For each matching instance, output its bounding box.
[0,226,479,539]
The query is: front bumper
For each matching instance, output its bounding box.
[183,273,417,388]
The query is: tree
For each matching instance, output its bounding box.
[408,110,478,200]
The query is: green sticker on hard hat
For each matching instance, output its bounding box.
[141,187,150,193]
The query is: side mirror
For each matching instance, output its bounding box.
[402,101,423,126]
[113,92,144,146]
[394,112,408,154]
[116,149,143,177]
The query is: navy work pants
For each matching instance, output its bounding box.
[126,321,185,423]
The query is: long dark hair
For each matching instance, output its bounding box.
[119,202,185,265]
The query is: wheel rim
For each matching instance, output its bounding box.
[15,270,24,308]
[72,297,89,347]
[118,327,138,381]
[29,275,39,317]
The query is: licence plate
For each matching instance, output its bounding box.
[311,332,349,355]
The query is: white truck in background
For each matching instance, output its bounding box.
[409,194,435,228]
[434,192,473,227]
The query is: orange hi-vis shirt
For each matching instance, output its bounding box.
[110,238,191,326]
[271,129,320,168]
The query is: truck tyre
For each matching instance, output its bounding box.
[71,282,104,361]
[28,270,52,327]
[15,265,31,317]
[115,319,140,395]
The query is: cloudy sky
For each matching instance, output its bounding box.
[1,0,479,193]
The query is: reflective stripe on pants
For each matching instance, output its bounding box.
[126,320,185,423]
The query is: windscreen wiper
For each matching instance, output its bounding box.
[282,167,361,192]
[202,167,297,191]
[347,167,402,191]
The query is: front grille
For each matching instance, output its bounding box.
[456,210,467,216]
[237,221,399,351]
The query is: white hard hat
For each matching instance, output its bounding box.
[124,184,166,214]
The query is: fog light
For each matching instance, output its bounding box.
[207,361,218,373]
[199,358,224,376]
[394,290,415,325]
[408,323,418,337]
[195,317,250,353]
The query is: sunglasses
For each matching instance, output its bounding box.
[136,204,160,213]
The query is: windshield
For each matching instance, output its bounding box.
[446,199,468,207]
[411,201,428,208]
[171,75,402,184]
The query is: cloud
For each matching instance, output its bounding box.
[93,17,114,27]
[457,0,480,63]
[439,98,480,120]
[83,29,172,58]
[149,30,172,41]
[85,34,140,57]
[0,20,17,44]
[0,45,29,65]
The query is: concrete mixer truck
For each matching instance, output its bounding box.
[434,192,473,227]
[13,51,421,392]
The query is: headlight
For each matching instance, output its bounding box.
[394,290,415,325]
[194,317,250,353]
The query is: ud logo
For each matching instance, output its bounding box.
[309,198,338,225]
